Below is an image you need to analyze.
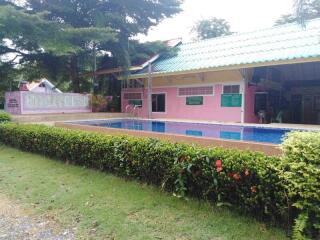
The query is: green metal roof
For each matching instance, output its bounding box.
[133,19,320,77]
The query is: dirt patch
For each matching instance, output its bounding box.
[0,194,75,240]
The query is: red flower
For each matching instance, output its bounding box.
[227,172,234,178]
[215,160,222,168]
[244,169,250,176]
[251,186,257,193]
[233,173,241,181]
[216,167,223,173]
[215,160,223,173]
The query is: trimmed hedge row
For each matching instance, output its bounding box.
[0,112,11,123]
[0,123,319,239]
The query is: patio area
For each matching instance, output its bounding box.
[10,112,130,125]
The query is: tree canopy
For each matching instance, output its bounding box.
[192,17,232,40]
[275,0,320,25]
[0,0,182,95]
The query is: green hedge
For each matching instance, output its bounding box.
[0,112,11,123]
[0,123,319,239]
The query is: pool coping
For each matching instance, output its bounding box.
[55,121,283,156]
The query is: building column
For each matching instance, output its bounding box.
[241,79,246,123]
[147,62,153,119]
[240,69,249,124]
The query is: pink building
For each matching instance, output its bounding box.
[120,19,320,125]
[122,70,258,123]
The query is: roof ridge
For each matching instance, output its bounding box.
[182,17,320,46]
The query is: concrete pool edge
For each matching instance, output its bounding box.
[55,122,282,156]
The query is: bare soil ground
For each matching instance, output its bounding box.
[0,194,74,240]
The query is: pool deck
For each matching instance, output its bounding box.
[11,112,130,125]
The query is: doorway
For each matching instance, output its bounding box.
[152,94,166,113]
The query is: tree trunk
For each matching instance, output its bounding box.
[70,55,80,93]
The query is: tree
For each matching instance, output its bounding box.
[192,17,232,40]
[275,0,320,25]
[0,3,116,95]
[295,0,320,24]
[128,40,178,66]
[0,0,182,94]
[18,0,182,92]
[0,5,115,58]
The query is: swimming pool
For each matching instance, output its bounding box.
[70,119,292,144]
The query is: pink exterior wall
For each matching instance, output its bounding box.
[122,84,243,122]
[244,85,259,123]
[31,86,48,93]
[5,92,22,115]
[5,91,92,115]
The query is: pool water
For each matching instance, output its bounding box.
[71,119,293,144]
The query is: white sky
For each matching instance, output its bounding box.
[138,0,294,42]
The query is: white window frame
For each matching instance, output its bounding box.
[222,84,242,94]
[177,85,215,97]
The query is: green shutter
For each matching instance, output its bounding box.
[221,94,242,107]
[186,96,203,105]
[128,99,142,106]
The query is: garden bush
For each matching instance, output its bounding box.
[91,95,109,112]
[0,112,11,123]
[281,132,320,239]
[0,123,319,239]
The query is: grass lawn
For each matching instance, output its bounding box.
[0,145,287,240]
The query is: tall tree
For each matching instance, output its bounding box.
[22,0,182,92]
[275,0,320,25]
[192,17,232,40]
[0,3,116,95]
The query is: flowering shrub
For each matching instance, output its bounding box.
[0,112,11,123]
[0,123,319,238]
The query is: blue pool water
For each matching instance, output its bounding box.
[70,119,294,144]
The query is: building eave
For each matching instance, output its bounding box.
[124,56,320,80]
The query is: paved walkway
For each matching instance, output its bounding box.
[0,195,74,240]
[11,112,129,123]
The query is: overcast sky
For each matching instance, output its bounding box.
[138,0,294,42]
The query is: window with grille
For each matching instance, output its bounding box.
[178,86,214,96]
[223,85,240,94]
[221,85,242,107]
[122,80,144,89]
[123,93,142,100]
